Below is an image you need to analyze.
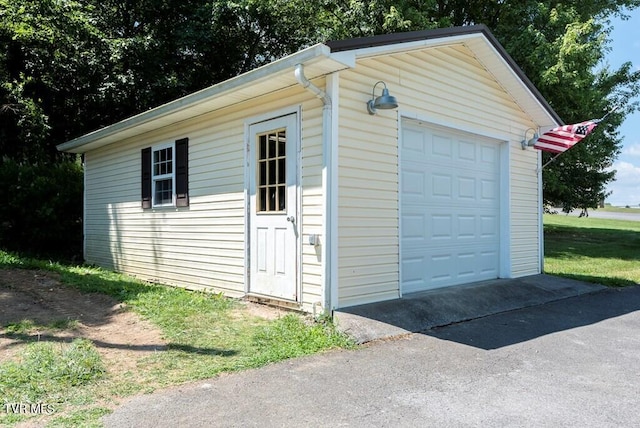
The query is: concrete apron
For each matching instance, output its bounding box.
[334,274,606,344]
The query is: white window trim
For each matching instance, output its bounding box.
[152,141,176,208]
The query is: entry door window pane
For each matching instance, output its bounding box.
[257,129,286,213]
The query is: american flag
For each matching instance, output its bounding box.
[533,120,599,154]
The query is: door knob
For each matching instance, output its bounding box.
[287,216,295,224]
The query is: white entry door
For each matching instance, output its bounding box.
[400,120,501,294]
[248,114,298,301]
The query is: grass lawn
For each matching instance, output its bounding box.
[600,205,640,213]
[544,214,640,286]
[0,252,353,427]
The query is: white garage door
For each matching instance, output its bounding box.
[400,121,501,294]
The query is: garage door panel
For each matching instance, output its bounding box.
[402,255,427,289]
[401,169,425,193]
[402,210,499,243]
[401,212,427,242]
[458,215,476,238]
[458,176,476,199]
[431,134,453,159]
[401,121,500,293]
[481,144,499,165]
[403,128,428,158]
[481,178,498,201]
[480,215,499,238]
[431,173,452,198]
[402,250,496,293]
[480,250,499,275]
[458,140,476,162]
[430,214,452,240]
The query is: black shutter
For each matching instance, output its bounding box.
[175,137,189,207]
[141,147,152,209]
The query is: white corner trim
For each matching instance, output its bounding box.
[242,121,251,295]
[397,110,404,299]
[538,150,544,273]
[499,140,512,278]
[327,72,340,311]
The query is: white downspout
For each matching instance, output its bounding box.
[295,64,331,105]
[294,64,333,314]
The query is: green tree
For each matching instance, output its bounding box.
[85,0,323,124]
[0,0,107,256]
[318,1,640,212]
[489,3,639,213]
[0,0,112,162]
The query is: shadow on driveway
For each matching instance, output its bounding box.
[334,274,637,346]
[426,285,640,349]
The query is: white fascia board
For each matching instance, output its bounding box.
[58,43,349,153]
[348,33,482,59]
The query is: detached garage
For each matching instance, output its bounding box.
[58,25,561,314]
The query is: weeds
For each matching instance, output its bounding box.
[0,339,105,404]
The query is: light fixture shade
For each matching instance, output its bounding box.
[520,128,539,150]
[373,88,398,110]
[367,81,399,115]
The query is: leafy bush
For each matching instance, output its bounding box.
[0,158,83,258]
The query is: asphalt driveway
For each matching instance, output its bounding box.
[104,285,640,427]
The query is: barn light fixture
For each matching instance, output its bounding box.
[367,81,398,115]
[520,128,539,150]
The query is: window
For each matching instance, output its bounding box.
[153,143,174,206]
[142,138,189,208]
[257,129,286,213]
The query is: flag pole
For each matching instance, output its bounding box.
[598,103,620,122]
[539,153,562,171]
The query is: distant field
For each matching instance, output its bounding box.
[600,206,640,213]
[543,214,640,287]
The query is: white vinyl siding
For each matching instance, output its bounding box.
[299,95,325,311]
[84,85,324,308]
[337,71,400,308]
[336,44,540,308]
[509,143,540,276]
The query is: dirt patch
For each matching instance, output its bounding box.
[0,269,167,369]
[236,300,292,320]
[0,270,286,368]
[0,269,289,427]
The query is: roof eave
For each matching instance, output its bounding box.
[58,43,344,153]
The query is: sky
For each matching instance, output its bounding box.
[604,8,640,206]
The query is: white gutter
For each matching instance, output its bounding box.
[294,64,334,314]
[58,44,337,153]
